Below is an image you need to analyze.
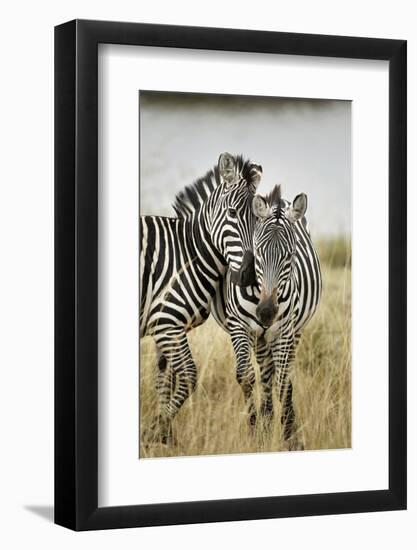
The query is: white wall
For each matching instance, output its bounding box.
[0,0,415,548]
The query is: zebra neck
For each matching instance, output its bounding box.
[184,211,227,277]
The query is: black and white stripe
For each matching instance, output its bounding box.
[211,185,322,448]
[140,153,262,441]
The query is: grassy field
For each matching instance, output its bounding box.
[139,238,351,458]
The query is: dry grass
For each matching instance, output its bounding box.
[139,239,351,458]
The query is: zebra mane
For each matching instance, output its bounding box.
[172,155,255,219]
[265,185,285,219]
[265,184,282,207]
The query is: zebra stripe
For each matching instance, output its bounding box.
[211,185,322,448]
[140,153,262,442]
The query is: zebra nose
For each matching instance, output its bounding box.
[256,298,278,326]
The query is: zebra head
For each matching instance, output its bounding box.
[212,153,262,286]
[172,152,262,286]
[252,186,307,326]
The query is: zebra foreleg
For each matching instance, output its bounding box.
[151,352,177,444]
[155,352,176,409]
[254,337,275,427]
[271,337,303,450]
[277,373,296,441]
[231,330,257,427]
[154,329,198,442]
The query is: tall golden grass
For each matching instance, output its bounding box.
[139,238,351,458]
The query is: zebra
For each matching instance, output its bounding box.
[211,185,322,449]
[140,153,262,442]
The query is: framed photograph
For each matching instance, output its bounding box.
[55,19,406,530]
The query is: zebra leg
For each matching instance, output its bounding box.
[230,330,257,427]
[271,336,303,450]
[147,351,177,444]
[154,328,198,441]
[155,351,176,409]
[254,336,275,427]
[278,374,296,442]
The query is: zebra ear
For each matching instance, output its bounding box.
[252,195,272,219]
[285,193,307,223]
[218,152,238,187]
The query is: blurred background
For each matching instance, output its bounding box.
[139,91,351,238]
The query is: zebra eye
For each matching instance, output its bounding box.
[228,208,237,218]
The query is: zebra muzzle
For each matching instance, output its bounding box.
[230,250,257,287]
[256,296,278,326]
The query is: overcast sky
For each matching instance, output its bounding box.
[140,92,351,237]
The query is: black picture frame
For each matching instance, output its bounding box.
[55,19,407,531]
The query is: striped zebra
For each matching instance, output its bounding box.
[211,185,322,449]
[140,153,262,442]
